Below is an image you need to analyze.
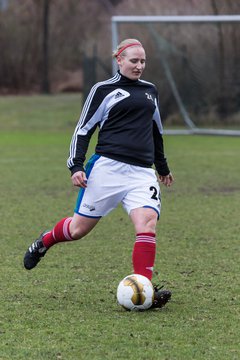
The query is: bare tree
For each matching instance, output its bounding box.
[210,0,227,116]
[41,0,51,93]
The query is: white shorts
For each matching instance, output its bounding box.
[74,155,161,218]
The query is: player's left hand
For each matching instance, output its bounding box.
[71,170,88,188]
[159,172,174,187]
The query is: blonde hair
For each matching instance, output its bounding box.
[112,38,143,58]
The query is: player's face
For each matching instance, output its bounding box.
[117,46,146,80]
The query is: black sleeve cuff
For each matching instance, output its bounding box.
[156,162,170,176]
[69,165,85,176]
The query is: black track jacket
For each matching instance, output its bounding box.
[67,71,170,176]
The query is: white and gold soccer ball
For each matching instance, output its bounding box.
[117,274,154,311]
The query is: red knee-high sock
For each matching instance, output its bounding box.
[132,232,156,280]
[42,217,73,248]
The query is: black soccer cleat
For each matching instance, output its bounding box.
[151,285,172,309]
[24,231,49,270]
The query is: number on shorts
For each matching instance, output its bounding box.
[149,186,159,200]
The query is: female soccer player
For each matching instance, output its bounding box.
[24,39,174,308]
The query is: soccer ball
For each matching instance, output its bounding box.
[117,274,154,311]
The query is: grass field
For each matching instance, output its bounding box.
[0,94,239,360]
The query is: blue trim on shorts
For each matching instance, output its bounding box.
[143,205,160,220]
[74,211,102,219]
[74,154,101,214]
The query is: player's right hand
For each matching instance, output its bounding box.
[71,171,87,188]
